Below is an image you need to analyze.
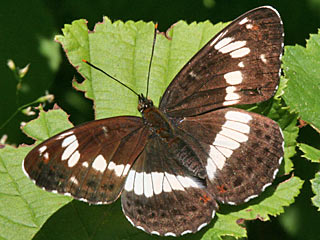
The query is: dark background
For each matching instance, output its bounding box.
[1,0,320,239]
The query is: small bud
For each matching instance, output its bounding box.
[0,135,8,144]
[37,94,54,103]
[7,59,16,71]
[22,106,36,116]
[19,63,30,78]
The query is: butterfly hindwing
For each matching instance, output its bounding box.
[23,116,150,204]
[160,6,283,117]
[121,136,218,236]
[178,107,284,204]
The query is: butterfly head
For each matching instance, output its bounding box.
[138,94,154,113]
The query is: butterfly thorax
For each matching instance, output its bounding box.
[138,94,207,179]
[138,94,174,140]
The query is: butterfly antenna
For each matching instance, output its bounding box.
[146,23,158,98]
[82,59,140,97]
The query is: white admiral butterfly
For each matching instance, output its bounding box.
[23,6,284,236]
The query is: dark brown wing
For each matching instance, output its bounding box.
[121,136,218,236]
[160,6,283,117]
[23,116,150,204]
[178,108,284,204]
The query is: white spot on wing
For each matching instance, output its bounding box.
[70,176,79,185]
[43,152,49,160]
[56,131,73,140]
[279,156,283,165]
[136,226,145,231]
[212,209,216,218]
[82,161,89,168]
[239,17,249,25]
[214,37,233,50]
[219,127,249,143]
[225,86,240,101]
[246,23,253,29]
[151,231,160,236]
[163,176,172,192]
[189,71,197,78]
[123,164,131,175]
[92,154,107,173]
[230,47,250,58]
[124,169,135,192]
[61,140,79,160]
[181,230,192,235]
[68,150,80,167]
[39,145,47,154]
[219,41,246,54]
[197,222,208,231]
[165,173,184,191]
[225,111,252,123]
[143,172,153,198]
[273,168,279,179]
[64,192,72,197]
[260,54,267,63]
[213,134,240,150]
[164,232,176,237]
[238,61,244,68]
[216,146,233,157]
[209,145,227,169]
[108,161,116,171]
[223,120,250,134]
[224,71,243,85]
[223,100,239,106]
[262,182,272,192]
[244,194,258,202]
[134,172,143,195]
[206,157,217,180]
[62,135,76,147]
[176,175,203,188]
[125,214,135,226]
[209,32,222,47]
[151,172,164,195]
[108,162,129,176]
[114,164,125,176]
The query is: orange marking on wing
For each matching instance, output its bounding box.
[252,25,259,31]
[217,184,227,193]
[200,194,211,203]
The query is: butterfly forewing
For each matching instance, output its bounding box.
[121,137,218,236]
[23,117,150,204]
[160,6,283,117]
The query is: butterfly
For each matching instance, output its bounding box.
[23,6,284,237]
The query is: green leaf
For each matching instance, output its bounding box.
[311,172,320,211]
[55,17,227,119]
[269,78,299,174]
[298,143,320,163]
[282,30,320,131]
[0,144,71,240]
[22,106,73,142]
[202,176,304,240]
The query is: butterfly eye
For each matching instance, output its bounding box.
[138,97,154,113]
